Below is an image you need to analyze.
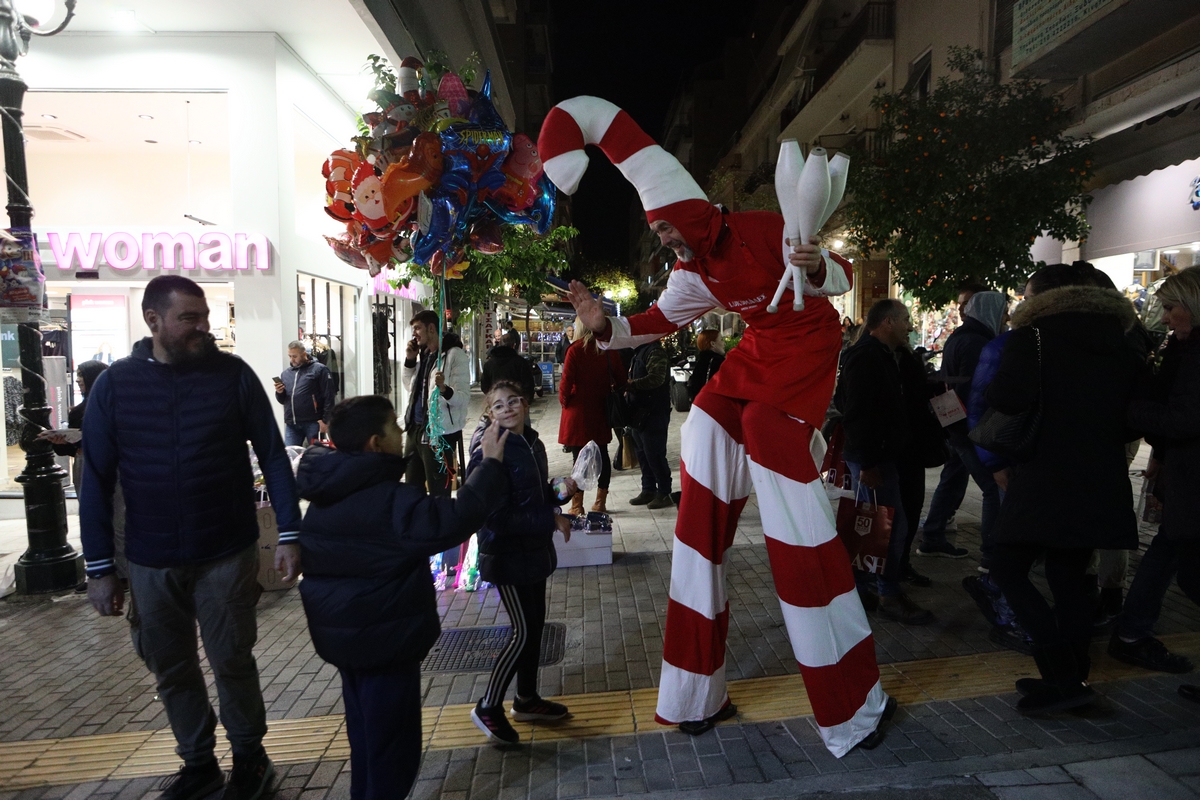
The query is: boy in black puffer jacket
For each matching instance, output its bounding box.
[467,380,574,745]
[296,396,509,800]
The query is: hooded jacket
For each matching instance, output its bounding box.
[987,286,1144,550]
[296,445,506,671]
[80,337,302,577]
[466,418,558,586]
[598,205,853,424]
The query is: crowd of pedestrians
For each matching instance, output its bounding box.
[834,263,1200,716]
[69,262,1200,799]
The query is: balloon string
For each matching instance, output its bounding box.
[425,264,453,480]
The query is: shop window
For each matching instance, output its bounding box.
[298,275,360,401]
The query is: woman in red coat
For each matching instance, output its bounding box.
[559,325,627,514]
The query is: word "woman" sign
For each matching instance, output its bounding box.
[45,231,271,272]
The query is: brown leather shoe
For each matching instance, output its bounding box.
[568,491,584,517]
[590,489,609,514]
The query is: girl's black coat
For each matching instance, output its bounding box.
[466,419,558,586]
[987,286,1145,550]
[296,446,506,672]
[1129,334,1200,541]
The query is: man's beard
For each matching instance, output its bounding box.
[164,331,218,364]
[674,245,695,262]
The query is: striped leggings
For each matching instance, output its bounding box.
[482,580,547,707]
[655,390,889,758]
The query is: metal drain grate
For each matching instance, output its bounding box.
[422,622,567,673]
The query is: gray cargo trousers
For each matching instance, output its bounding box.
[126,543,267,766]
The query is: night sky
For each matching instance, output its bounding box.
[548,0,755,263]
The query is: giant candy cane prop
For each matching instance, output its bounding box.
[767,142,850,313]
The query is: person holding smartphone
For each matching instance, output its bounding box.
[275,341,336,446]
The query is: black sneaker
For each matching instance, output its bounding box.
[629,490,657,505]
[678,702,737,736]
[220,752,274,800]
[989,623,1034,656]
[963,575,1001,628]
[916,541,969,558]
[855,695,899,750]
[471,701,520,745]
[1107,635,1194,674]
[877,593,934,625]
[902,564,932,587]
[158,760,224,800]
[1016,682,1094,716]
[647,493,675,510]
[511,695,570,722]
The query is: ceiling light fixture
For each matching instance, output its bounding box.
[41,113,56,120]
[1164,249,1180,254]
[139,114,154,120]
[189,139,201,145]
[144,139,157,144]
[184,214,217,226]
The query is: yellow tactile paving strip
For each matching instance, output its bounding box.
[2,632,1197,790]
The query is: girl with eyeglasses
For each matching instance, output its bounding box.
[465,380,575,744]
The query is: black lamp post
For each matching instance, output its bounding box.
[0,0,80,594]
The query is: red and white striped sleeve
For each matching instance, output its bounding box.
[599,266,720,350]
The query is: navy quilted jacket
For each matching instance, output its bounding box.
[466,419,558,586]
[80,337,301,577]
[296,446,506,670]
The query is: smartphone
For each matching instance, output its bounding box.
[272,376,282,384]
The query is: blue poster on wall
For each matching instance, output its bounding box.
[537,361,554,392]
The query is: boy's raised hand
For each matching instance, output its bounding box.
[481,422,509,462]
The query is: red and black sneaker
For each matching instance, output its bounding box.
[471,701,520,745]
[511,695,570,722]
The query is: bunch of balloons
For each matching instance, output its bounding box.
[321,56,556,278]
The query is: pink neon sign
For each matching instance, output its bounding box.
[45,232,272,272]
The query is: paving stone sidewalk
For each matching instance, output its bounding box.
[1,391,1198,799]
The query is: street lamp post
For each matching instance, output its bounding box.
[0,0,80,594]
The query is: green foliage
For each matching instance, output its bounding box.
[844,46,1093,306]
[394,225,578,312]
[708,165,781,213]
[571,258,639,303]
[424,50,483,90]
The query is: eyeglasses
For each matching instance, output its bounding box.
[489,397,525,413]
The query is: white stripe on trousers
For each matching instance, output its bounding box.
[484,584,529,707]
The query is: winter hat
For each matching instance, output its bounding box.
[538,97,719,253]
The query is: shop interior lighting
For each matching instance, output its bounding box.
[833,239,845,249]
[1164,249,1180,254]
[1192,243,1200,251]
[144,139,157,144]
[184,214,217,226]
[189,139,201,145]
[138,114,154,120]
[41,113,56,120]
[111,8,155,33]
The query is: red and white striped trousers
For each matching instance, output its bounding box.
[655,390,889,757]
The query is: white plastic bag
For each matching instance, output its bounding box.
[571,440,604,492]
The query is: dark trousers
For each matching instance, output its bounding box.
[845,460,910,595]
[630,411,672,495]
[568,444,613,490]
[482,580,547,706]
[405,429,463,568]
[340,662,423,800]
[127,544,266,767]
[1118,529,1200,641]
[923,432,1001,566]
[991,544,1094,653]
[896,456,926,575]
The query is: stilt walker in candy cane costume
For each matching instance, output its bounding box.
[540,97,896,757]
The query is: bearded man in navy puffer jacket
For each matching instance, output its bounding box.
[80,276,301,800]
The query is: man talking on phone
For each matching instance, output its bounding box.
[275,341,336,446]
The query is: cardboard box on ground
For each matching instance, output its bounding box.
[255,502,296,591]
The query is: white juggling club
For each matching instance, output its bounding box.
[820,152,850,231]
[768,139,804,313]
